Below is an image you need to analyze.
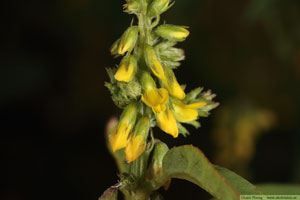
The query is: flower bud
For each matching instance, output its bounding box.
[155,24,189,42]
[124,0,141,14]
[125,116,150,162]
[109,104,137,152]
[118,26,139,55]
[144,44,166,80]
[140,71,157,90]
[155,40,177,51]
[114,55,137,82]
[110,39,120,55]
[148,0,172,18]
[149,141,169,178]
[156,108,178,138]
[163,68,186,100]
[159,47,185,62]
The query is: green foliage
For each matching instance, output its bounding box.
[214,166,259,195]
[162,145,260,200]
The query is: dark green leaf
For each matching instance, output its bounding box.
[214,165,259,195]
[162,145,260,200]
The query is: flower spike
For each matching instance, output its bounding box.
[106,0,218,164]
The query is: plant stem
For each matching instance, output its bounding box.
[125,1,156,199]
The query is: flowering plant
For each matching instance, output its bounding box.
[102,0,263,199]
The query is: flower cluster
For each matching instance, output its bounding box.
[105,0,218,163]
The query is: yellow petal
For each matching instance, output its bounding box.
[164,74,185,100]
[173,104,198,122]
[171,77,186,100]
[109,123,131,152]
[114,62,135,82]
[152,104,166,113]
[157,88,169,104]
[117,26,138,55]
[145,45,166,80]
[156,109,178,138]
[151,60,166,80]
[142,88,169,108]
[172,99,199,122]
[170,30,189,40]
[118,42,131,55]
[125,135,146,163]
[185,101,207,109]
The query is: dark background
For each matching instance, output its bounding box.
[1,0,300,199]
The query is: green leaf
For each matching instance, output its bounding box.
[214,165,259,195]
[162,145,260,200]
[99,187,118,200]
[256,184,300,194]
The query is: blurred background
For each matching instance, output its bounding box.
[1,0,300,199]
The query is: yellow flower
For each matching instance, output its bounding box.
[108,104,137,152]
[142,87,169,113]
[109,123,132,152]
[156,108,178,138]
[144,44,166,80]
[125,116,150,163]
[118,26,139,55]
[114,56,137,82]
[172,99,207,123]
[163,69,186,100]
[126,135,147,163]
[140,72,169,113]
